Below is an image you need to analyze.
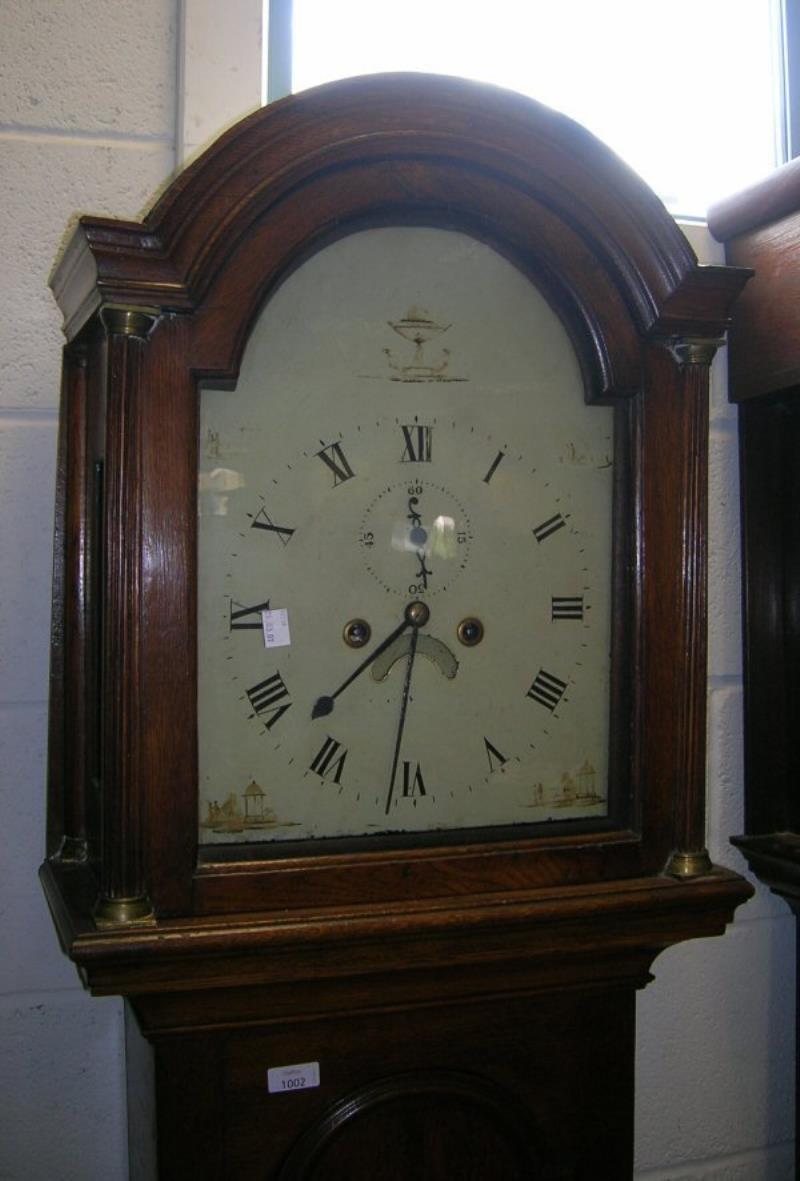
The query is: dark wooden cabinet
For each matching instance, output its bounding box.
[710,164,800,886]
[709,158,800,1166]
[42,75,752,1177]
[154,991,635,1180]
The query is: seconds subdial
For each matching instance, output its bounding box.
[359,479,473,598]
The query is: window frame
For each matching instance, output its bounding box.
[177,1,799,217]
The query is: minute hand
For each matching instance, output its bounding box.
[385,624,419,815]
[311,616,411,719]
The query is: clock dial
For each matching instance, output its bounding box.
[197,228,614,844]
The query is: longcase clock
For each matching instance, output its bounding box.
[43,74,752,1179]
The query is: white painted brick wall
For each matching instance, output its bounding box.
[0,2,177,1178]
[0,11,793,1179]
[0,0,175,136]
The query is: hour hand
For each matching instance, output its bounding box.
[311,601,430,718]
[311,696,336,719]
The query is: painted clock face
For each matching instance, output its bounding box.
[197,228,614,845]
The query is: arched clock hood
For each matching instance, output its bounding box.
[52,73,742,397]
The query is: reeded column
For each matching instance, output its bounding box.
[665,336,725,879]
[60,343,91,861]
[48,342,89,861]
[95,306,159,926]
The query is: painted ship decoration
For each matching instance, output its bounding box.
[361,306,468,383]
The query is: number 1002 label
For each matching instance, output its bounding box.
[267,1061,320,1094]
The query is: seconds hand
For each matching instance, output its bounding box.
[311,601,427,719]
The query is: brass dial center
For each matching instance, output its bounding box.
[406,600,430,627]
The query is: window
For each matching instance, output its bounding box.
[268,0,792,218]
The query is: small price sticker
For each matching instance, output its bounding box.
[262,607,291,649]
[267,1061,320,1094]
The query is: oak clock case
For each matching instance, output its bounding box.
[198,228,614,847]
[42,74,753,1180]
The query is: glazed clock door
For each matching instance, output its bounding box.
[197,227,616,850]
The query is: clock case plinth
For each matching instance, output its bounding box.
[43,75,752,1178]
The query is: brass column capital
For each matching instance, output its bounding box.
[665,336,726,367]
[100,304,159,339]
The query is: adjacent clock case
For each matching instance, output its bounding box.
[708,163,800,893]
[707,163,800,1177]
[43,75,751,979]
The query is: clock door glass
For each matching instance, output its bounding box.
[197,228,615,845]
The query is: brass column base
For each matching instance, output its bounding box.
[666,849,714,879]
[94,895,155,928]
